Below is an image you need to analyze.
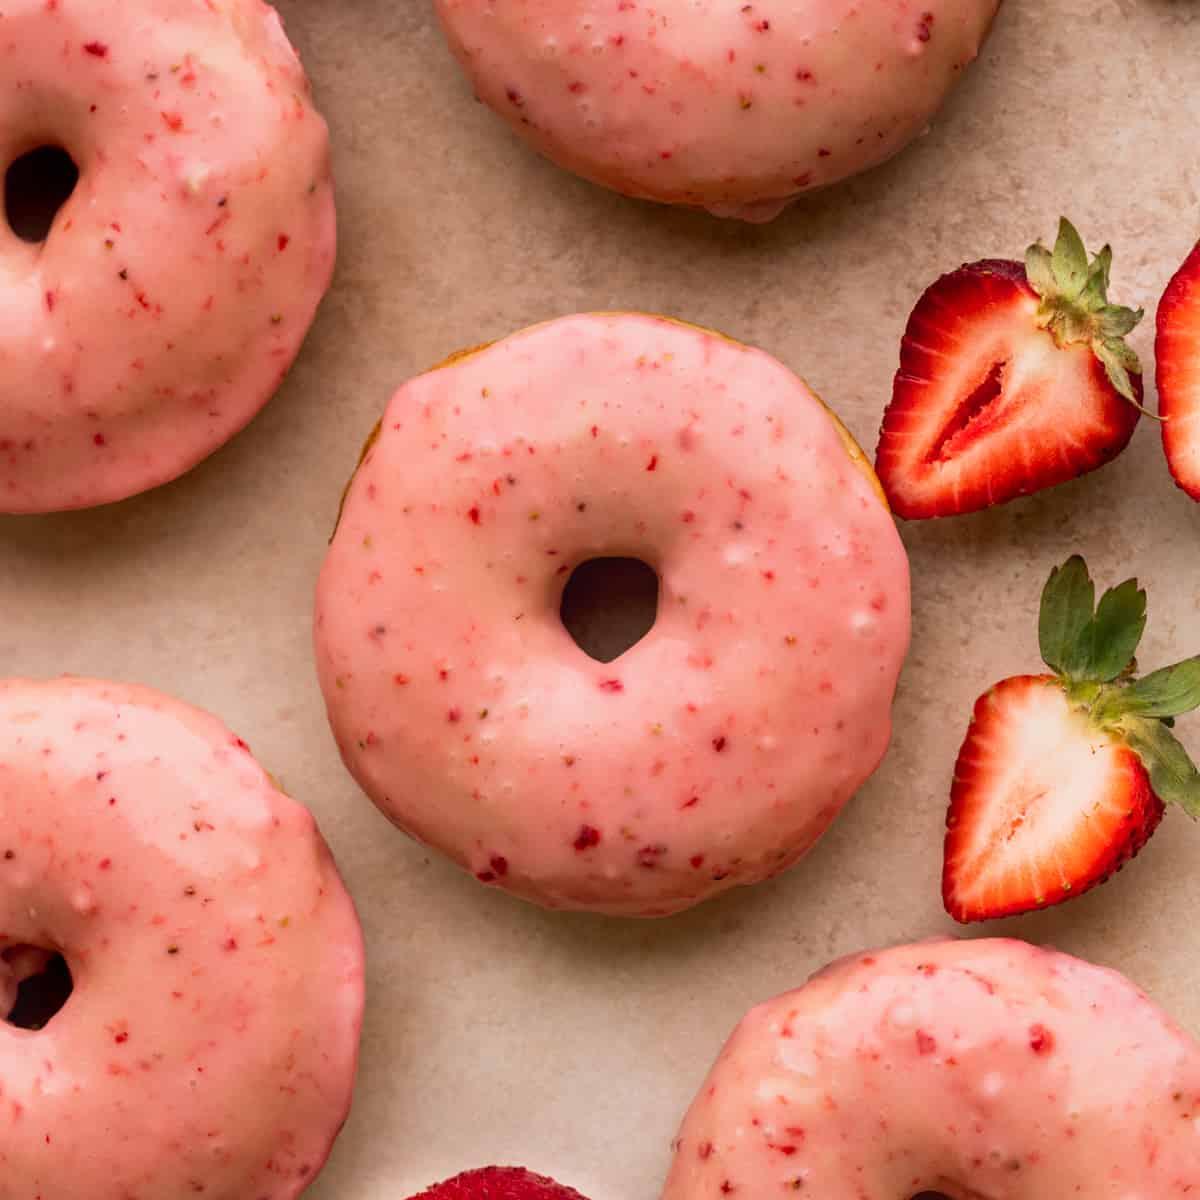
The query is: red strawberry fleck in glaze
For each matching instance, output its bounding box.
[664,939,1200,1200]
[573,825,602,851]
[314,313,910,916]
[433,0,1000,220]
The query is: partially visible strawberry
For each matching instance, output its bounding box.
[1156,241,1200,499]
[406,1167,592,1200]
[943,556,1200,923]
[876,219,1147,519]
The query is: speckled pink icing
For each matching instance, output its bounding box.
[314,313,910,917]
[664,938,1200,1199]
[0,677,364,1200]
[0,0,335,513]
[434,0,1001,221]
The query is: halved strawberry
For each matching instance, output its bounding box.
[876,220,1146,519]
[943,556,1200,923]
[944,675,1163,921]
[1156,241,1200,499]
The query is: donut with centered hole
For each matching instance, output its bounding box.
[434,0,1002,221]
[664,938,1200,1199]
[314,313,910,916]
[0,0,335,513]
[0,677,364,1199]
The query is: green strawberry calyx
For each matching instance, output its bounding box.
[1038,555,1200,815]
[1024,218,1151,413]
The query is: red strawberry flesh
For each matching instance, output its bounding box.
[1157,242,1200,499]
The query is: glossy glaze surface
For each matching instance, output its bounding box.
[435,0,1000,219]
[665,938,1200,1200]
[0,677,364,1200]
[315,313,910,916]
[0,0,335,512]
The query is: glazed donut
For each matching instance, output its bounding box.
[434,0,1002,221]
[0,678,364,1200]
[664,938,1200,1199]
[314,313,910,917]
[0,0,335,513]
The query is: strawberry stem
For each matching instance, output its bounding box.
[1024,218,1147,410]
[1039,556,1200,815]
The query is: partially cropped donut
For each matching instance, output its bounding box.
[0,677,364,1200]
[434,0,1002,221]
[314,313,910,916]
[0,0,335,512]
[664,938,1200,1199]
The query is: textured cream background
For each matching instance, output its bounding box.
[3,0,1200,1197]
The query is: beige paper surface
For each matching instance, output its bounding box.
[3,1,1200,1196]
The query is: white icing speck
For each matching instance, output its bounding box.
[183,163,211,194]
[850,611,874,634]
[980,1072,1005,1099]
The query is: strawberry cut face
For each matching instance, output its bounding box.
[1157,242,1200,499]
[944,675,1163,923]
[877,260,1141,519]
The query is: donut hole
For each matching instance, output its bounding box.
[4,146,79,243]
[2,946,74,1031]
[560,557,659,663]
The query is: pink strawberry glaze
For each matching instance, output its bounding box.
[0,678,364,1200]
[0,0,335,513]
[664,938,1200,1199]
[434,0,1001,221]
[314,313,910,917]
